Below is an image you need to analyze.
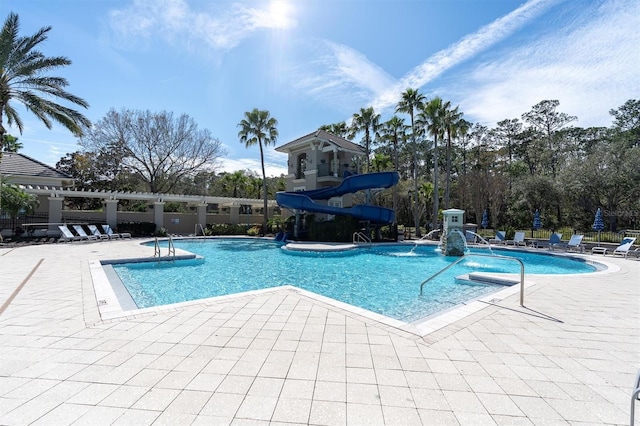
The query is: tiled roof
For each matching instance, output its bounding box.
[0,152,73,179]
[276,130,365,153]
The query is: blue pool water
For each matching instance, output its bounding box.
[112,238,597,322]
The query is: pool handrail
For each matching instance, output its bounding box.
[353,232,371,246]
[154,235,176,259]
[419,253,525,306]
[194,223,206,237]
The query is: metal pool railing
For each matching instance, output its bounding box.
[154,235,176,259]
[419,253,526,306]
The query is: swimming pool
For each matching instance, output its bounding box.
[111,238,598,322]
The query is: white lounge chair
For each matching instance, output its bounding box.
[72,225,99,241]
[593,237,636,257]
[88,224,109,240]
[489,231,506,244]
[505,231,526,246]
[101,224,131,239]
[552,234,584,252]
[58,225,82,242]
[611,238,636,258]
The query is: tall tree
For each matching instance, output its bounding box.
[319,121,349,138]
[522,100,576,178]
[419,97,445,231]
[1,134,22,152]
[81,109,226,193]
[220,171,248,198]
[396,88,425,236]
[442,101,463,209]
[349,107,380,171]
[238,108,278,227]
[0,12,90,162]
[380,116,406,237]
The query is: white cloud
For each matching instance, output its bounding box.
[290,40,396,111]
[369,0,561,114]
[108,0,297,51]
[458,0,640,127]
[219,157,288,177]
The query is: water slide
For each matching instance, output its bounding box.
[276,171,399,224]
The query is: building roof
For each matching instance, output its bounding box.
[275,130,365,154]
[0,152,73,180]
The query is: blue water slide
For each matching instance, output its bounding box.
[275,172,399,224]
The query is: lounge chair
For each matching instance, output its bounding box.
[532,233,562,249]
[489,231,506,244]
[552,234,585,252]
[88,224,109,240]
[72,225,99,241]
[58,225,83,242]
[505,231,526,246]
[611,238,636,258]
[101,224,131,239]
[592,237,636,257]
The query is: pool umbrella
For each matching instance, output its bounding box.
[592,208,605,246]
[533,209,542,230]
[481,209,489,229]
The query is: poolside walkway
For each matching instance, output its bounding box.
[0,240,638,425]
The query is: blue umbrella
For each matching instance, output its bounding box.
[481,209,489,229]
[592,208,605,245]
[533,209,542,230]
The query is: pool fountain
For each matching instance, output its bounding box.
[440,209,467,256]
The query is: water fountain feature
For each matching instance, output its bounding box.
[464,230,494,255]
[440,209,467,256]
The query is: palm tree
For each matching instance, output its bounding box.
[371,152,392,172]
[0,12,90,161]
[1,134,22,152]
[396,88,425,237]
[442,101,463,209]
[380,116,406,238]
[349,107,380,171]
[418,97,445,231]
[319,121,349,138]
[221,170,248,198]
[238,109,278,227]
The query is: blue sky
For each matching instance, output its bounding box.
[3,0,639,177]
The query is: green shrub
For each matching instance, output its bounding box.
[205,223,250,236]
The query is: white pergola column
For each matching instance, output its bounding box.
[332,148,339,177]
[105,199,119,229]
[230,204,240,225]
[153,201,165,231]
[47,196,64,229]
[196,203,207,228]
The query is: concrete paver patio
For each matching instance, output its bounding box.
[0,239,638,425]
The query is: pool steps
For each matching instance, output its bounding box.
[456,273,520,287]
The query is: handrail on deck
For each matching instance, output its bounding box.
[167,235,176,258]
[195,223,206,236]
[352,232,371,245]
[419,253,525,306]
[154,235,176,259]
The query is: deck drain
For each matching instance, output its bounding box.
[98,299,108,306]
[488,298,502,303]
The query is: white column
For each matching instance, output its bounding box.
[230,204,240,225]
[197,203,207,228]
[105,199,119,229]
[47,196,64,229]
[153,201,165,231]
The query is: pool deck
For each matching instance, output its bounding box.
[0,240,638,425]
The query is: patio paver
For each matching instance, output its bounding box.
[0,240,638,425]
